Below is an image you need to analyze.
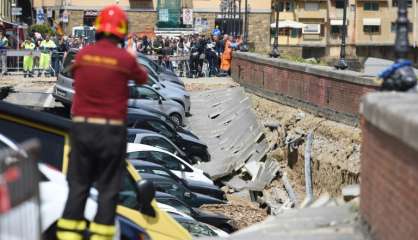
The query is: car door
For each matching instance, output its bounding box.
[135,87,162,111]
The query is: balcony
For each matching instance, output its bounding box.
[296,8,327,20]
[301,34,326,46]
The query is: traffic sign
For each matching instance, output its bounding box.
[12,7,22,16]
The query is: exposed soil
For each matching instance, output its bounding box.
[0,75,55,92]
[249,93,361,199]
[200,197,268,230]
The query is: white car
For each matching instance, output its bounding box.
[127,143,213,185]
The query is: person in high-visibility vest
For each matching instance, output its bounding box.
[38,34,57,77]
[56,5,147,240]
[21,38,35,78]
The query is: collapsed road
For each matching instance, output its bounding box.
[1,74,363,237]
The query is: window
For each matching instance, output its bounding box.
[156,181,186,200]
[304,2,320,11]
[118,172,140,209]
[364,2,379,10]
[138,87,160,100]
[363,25,380,33]
[159,198,192,215]
[335,0,345,9]
[135,120,174,139]
[150,169,172,178]
[141,136,176,153]
[127,134,137,143]
[277,0,294,11]
[391,22,413,32]
[392,0,412,7]
[330,25,342,34]
[61,52,76,78]
[127,151,149,160]
[148,151,182,170]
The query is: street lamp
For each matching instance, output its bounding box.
[238,0,242,36]
[240,0,249,51]
[380,0,417,91]
[270,0,280,58]
[335,0,348,70]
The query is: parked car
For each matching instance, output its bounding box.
[144,74,191,114]
[127,143,213,184]
[155,192,235,233]
[128,107,199,139]
[138,53,182,83]
[129,85,185,126]
[130,160,225,200]
[52,49,191,116]
[0,102,192,240]
[127,110,210,162]
[140,173,225,207]
[170,213,229,238]
[139,58,185,90]
[128,131,194,164]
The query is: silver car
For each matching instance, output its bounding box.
[129,85,186,126]
[53,49,191,115]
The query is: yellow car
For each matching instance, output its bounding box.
[0,101,192,240]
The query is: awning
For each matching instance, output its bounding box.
[363,18,381,26]
[271,20,305,29]
[330,19,343,26]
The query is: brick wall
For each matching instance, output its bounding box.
[232,52,378,125]
[360,93,418,240]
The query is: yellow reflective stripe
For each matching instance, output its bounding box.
[57,219,87,231]
[90,222,116,236]
[56,231,83,240]
[90,234,114,240]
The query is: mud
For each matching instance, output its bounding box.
[249,93,361,199]
[0,75,55,92]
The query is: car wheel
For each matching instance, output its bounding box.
[170,113,182,126]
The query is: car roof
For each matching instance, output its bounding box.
[127,143,176,156]
[128,108,159,118]
[155,191,175,198]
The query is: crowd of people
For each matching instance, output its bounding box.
[125,32,243,78]
[0,27,243,78]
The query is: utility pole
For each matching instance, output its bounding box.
[380,0,417,91]
[270,0,280,58]
[240,0,249,51]
[335,0,348,70]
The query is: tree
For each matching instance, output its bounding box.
[28,24,53,37]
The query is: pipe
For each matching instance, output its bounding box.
[282,172,297,206]
[304,131,314,204]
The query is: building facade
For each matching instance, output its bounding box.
[271,0,418,64]
[0,0,14,22]
[32,0,272,53]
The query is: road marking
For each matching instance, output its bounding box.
[43,86,55,108]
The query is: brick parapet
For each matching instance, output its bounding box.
[231,52,378,125]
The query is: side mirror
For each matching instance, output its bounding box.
[137,180,156,217]
[152,84,161,90]
[158,96,163,104]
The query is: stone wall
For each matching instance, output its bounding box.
[126,11,157,33]
[66,10,84,35]
[231,52,378,125]
[247,13,271,54]
[360,93,418,240]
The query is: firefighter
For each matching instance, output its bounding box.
[38,34,57,77]
[56,5,148,240]
[21,38,35,78]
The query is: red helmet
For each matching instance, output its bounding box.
[95,5,128,39]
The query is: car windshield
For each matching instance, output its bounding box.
[178,221,218,237]
[158,198,191,215]
[61,52,76,78]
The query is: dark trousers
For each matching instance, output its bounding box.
[62,122,127,225]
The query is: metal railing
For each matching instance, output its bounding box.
[0,140,41,240]
[1,50,65,75]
